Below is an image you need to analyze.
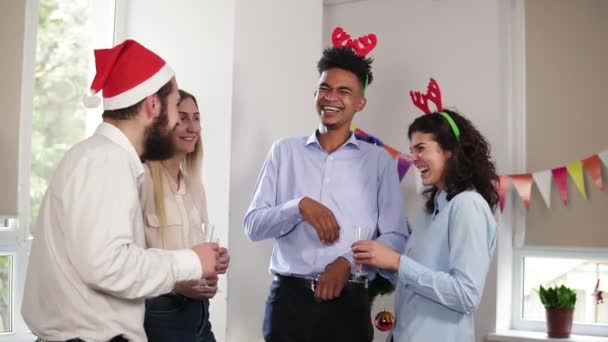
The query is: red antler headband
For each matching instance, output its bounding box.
[331,27,377,57]
[409,78,461,140]
[331,26,377,93]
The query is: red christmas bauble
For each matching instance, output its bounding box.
[374,310,395,332]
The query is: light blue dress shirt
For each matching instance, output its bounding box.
[244,131,409,277]
[391,190,496,342]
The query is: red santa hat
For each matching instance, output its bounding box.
[84,39,175,110]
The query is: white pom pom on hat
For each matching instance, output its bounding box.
[83,91,101,108]
[83,39,175,110]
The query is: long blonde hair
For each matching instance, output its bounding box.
[148,90,203,229]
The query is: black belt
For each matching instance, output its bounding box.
[273,274,368,292]
[37,336,127,342]
[158,292,189,300]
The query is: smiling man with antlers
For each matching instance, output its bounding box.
[244,27,409,342]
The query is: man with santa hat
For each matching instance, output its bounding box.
[22,39,219,342]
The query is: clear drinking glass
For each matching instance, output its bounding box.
[196,222,219,289]
[354,226,364,279]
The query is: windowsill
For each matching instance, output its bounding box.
[487,330,608,342]
[0,331,36,342]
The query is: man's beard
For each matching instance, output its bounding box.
[141,106,175,161]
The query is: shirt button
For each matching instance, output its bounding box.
[329,156,334,160]
[325,178,330,183]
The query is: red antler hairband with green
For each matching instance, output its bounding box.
[331,27,377,94]
[409,78,461,140]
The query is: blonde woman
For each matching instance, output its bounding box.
[140,90,230,342]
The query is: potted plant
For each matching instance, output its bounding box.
[539,285,577,338]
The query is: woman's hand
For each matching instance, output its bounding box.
[352,240,401,272]
[174,275,219,300]
[216,247,230,274]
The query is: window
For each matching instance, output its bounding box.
[29,0,116,235]
[0,255,13,333]
[493,0,608,339]
[3,0,119,340]
[512,247,608,336]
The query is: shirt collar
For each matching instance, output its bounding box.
[163,167,186,195]
[304,130,360,150]
[435,190,449,213]
[94,122,145,179]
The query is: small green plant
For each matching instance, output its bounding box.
[539,285,577,310]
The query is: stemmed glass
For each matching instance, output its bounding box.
[354,226,364,279]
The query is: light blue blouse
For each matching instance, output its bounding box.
[391,190,497,342]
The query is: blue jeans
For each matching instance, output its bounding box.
[144,294,216,342]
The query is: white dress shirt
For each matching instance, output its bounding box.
[22,123,202,342]
[140,165,208,250]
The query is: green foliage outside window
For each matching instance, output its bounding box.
[0,256,12,332]
[30,0,91,229]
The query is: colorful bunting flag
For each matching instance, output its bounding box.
[397,154,412,181]
[566,161,587,199]
[511,174,533,209]
[353,127,369,140]
[384,145,401,159]
[582,155,604,191]
[552,167,569,204]
[532,170,552,208]
[353,126,607,211]
[497,175,511,212]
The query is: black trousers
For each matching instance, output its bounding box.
[263,276,373,342]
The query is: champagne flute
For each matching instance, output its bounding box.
[354,226,364,279]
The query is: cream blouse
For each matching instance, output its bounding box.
[140,164,210,250]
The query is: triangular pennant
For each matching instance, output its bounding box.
[600,150,608,168]
[365,133,384,147]
[582,155,604,191]
[497,175,511,212]
[552,167,569,205]
[384,145,401,159]
[397,154,412,181]
[511,174,533,209]
[532,170,552,208]
[566,161,587,199]
[354,129,384,146]
[354,128,369,140]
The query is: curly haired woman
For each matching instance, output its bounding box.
[352,109,498,342]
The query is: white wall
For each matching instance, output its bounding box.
[122,1,235,340]
[324,1,515,341]
[227,1,323,340]
[121,1,521,341]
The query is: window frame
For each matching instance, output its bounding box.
[0,0,40,339]
[0,0,126,340]
[494,1,608,339]
[512,246,608,337]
